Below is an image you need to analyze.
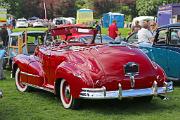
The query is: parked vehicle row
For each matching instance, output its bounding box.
[15,18,49,28]
[10,25,173,109]
[15,17,76,28]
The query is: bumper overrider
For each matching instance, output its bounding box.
[79,81,173,99]
[0,90,3,98]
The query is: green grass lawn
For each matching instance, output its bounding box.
[0,71,180,120]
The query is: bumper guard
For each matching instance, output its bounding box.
[0,90,3,98]
[79,81,173,99]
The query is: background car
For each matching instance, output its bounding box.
[33,19,45,27]
[55,24,114,44]
[12,25,173,109]
[68,34,114,44]
[8,31,45,67]
[126,23,180,81]
[28,16,39,27]
[16,18,28,28]
[53,17,71,26]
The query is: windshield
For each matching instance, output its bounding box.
[127,32,138,43]
[79,35,114,44]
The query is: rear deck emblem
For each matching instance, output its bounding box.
[124,62,139,88]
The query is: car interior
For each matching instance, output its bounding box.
[127,32,138,43]
[10,36,18,46]
[27,34,44,54]
[170,28,180,45]
[154,29,167,45]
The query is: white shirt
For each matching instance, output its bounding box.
[137,28,153,43]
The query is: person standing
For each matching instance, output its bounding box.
[149,21,157,37]
[94,21,101,34]
[137,20,154,43]
[108,20,119,39]
[93,21,102,43]
[12,18,16,29]
[0,24,9,47]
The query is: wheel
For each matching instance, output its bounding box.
[15,68,29,92]
[60,79,79,109]
[134,96,153,102]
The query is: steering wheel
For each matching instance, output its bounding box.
[55,40,68,45]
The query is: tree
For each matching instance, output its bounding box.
[75,0,94,9]
[0,0,43,18]
[136,0,180,16]
[0,0,22,18]
[136,0,160,16]
[93,0,117,18]
[57,0,76,17]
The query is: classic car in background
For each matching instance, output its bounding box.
[68,34,114,44]
[8,31,45,67]
[28,16,39,27]
[53,24,114,44]
[12,25,173,109]
[33,19,46,28]
[16,18,29,28]
[126,23,180,81]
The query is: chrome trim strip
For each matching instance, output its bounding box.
[22,83,54,93]
[20,71,40,78]
[167,77,179,81]
[79,81,173,99]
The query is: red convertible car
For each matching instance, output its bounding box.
[12,25,173,109]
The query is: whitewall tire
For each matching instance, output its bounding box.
[60,79,79,109]
[15,68,28,92]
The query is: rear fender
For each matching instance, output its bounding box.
[12,55,30,82]
[55,62,94,98]
[13,55,30,73]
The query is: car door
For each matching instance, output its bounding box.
[166,27,180,79]
[151,28,169,73]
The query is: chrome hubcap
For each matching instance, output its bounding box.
[65,85,71,99]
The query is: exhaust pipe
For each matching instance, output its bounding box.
[158,95,169,100]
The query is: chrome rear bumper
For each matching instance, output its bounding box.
[79,81,173,99]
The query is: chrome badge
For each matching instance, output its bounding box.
[124,62,139,88]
